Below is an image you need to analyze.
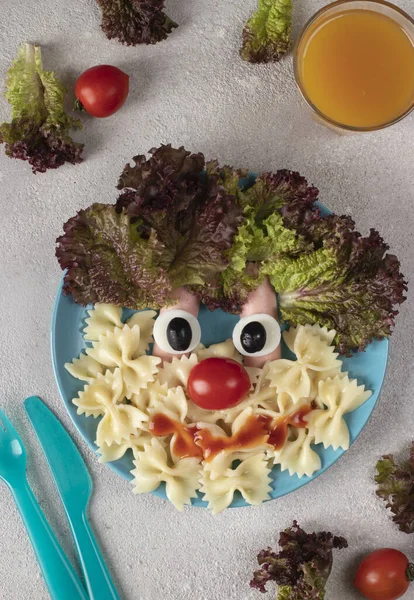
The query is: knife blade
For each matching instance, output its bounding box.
[25,396,120,600]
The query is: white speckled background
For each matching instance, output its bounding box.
[0,1,413,598]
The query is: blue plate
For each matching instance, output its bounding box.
[51,199,388,508]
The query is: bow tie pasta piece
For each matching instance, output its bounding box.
[204,447,271,481]
[157,353,198,388]
[83,304,156,351]
[100,432,154,462]
[283,324,337,354]
[254,362,272,389]
[309,368,346,400]
[97,431,153,463]
[272,429,321,478]
[248,385,280,411]
[266,325,342,403]
[266,360,311,404]
[196,339,243,363]
[221,394,269,425]
[247,364,280,408]
[73,369,125,417]
[306,375,372,451]
[182,407,274,480]
[72,368,149,446]
[216,406,265,437]
[228,405,271,437]
[86,325,161,398]
[83,304,123,341]
[199,453,272,514]
[65,353,105,383]
[96,399,149,448]
[126,310,157,355]
[98,440,132,463]
[130,381,169,413]
[186,399,224,425]
[252,369,271,391]
[148,386,188,423]
[277,392,296,413]
[293,326,341,371]
[131,438,201,511]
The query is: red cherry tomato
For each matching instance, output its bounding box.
[188,357,251,410]
[74,65,129,118]
[354,549,412,600]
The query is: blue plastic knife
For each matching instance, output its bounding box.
[25,396,120,600]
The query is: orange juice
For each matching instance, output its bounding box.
[296,7,414,129]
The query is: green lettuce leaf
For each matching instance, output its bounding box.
[0,43,83,173]
[56,145,243,309]
[375,443,414,534]
[240,0,292,64]
[250,521,348,598]
[201,165,406,354]
[56,147,406,354]
[197,168,317,313]
[265,229,407,353]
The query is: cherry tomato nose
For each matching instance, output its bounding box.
[187,357,251,410]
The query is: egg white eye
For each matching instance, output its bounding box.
[232,314,281,357]
[153,310,201,355]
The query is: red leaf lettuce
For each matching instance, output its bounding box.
[56,145,243,309]
[376,443,414,534]
[96,0,177,46]
[203,165,407,353]
[250,521,348,599]
[56,145,406,354]
[0,43,83,174]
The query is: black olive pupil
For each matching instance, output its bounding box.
[241,321,266,354]
[167,317,192,352]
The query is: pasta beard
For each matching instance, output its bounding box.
[67,304,372,513]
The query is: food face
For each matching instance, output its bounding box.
[56,144,404,512]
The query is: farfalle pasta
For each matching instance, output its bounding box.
[273,429,321,478]
[65,305,372,513]
[131,438,201,511]
[148,386,188,423]
[73,368,149,448]
[98,432,153,463]
[83,304,123,341]
[65,353,105,384]
[266,326,341,403]
[84,303,156,351]
[306,375,372,451]
[157,353,198,387]
[73,369,124,418]
[197,339,243,363]
[86,324,161,398]
[199,454,273,515]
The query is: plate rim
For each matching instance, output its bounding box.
[51,194,389,509]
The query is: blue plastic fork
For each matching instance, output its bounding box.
[0,408,88,600]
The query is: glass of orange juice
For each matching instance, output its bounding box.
[294,0,414,132]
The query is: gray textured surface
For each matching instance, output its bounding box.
[0,1,414,599]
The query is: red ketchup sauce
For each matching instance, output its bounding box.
[149,414,203,459]
[149,404,314,461]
